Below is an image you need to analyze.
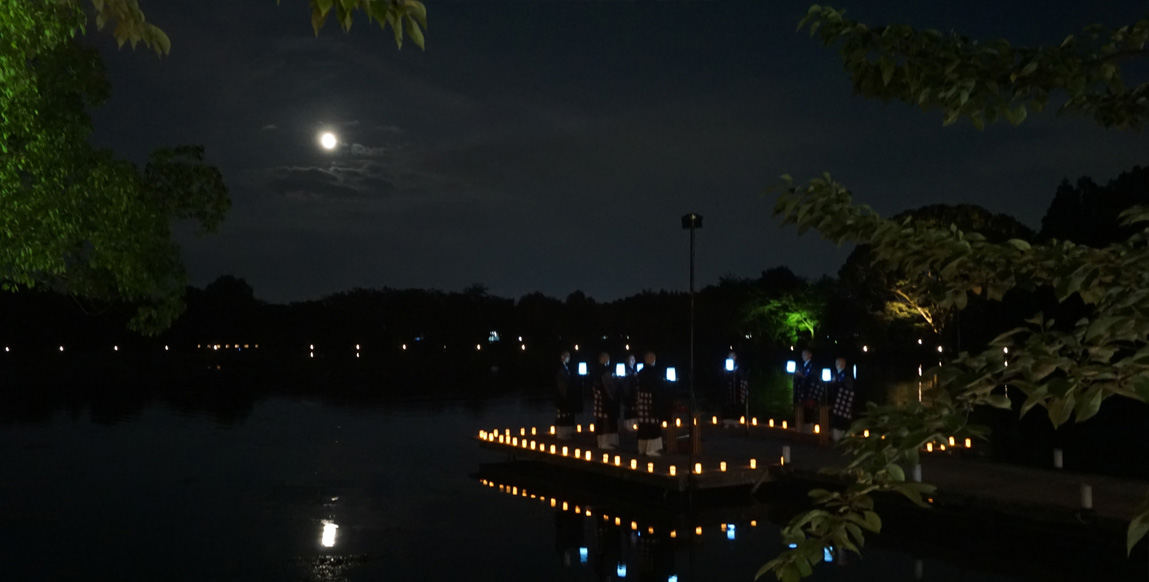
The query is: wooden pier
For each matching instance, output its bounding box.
[476,418,1149,531]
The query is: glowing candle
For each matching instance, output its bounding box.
[549,445,556,454]
[576,425,582,433]
[695,526,702,536]
[498,435,505,444]
[939,444,946,451]
[550,499,556,507]
[782,420,788,429]
[603,453,610,464]
[614,455,621,467]
[669,466,677,476]
[965,438,972,448]
[512,437,518,446]
[531,427,537,436]
[720,461,727,472]
[750,458,757,469]
[926,443,934,452]
[505,429,510,437]
[574,448,581,458]
[631,521,638,530]
[585,451,592,461]
[589,423,595,432]
[780,455,785,466]
[675,418,682,427]
[863,429,870,438]
[648,526,654,535]
[751,520,757,527]
[574,506,579,513]
[549,426,555,435]
[562,501,568,511]
[615,517,621,526]
[752,418,758,426]
[694,463,702,474]
[740,416,746,425]
[670,530,677,538]
[630,459,637,470]
[769,419,775,428]
[632,423,638,430]
[712,416,718,425]
[814,424,821,434]
[948,436,956,446]
[530,441,536,450]
[721,523,727,531]
[562,446,568,457]
[662,421,668,428]
[647,462,654,473]
[520,428,526,436]
[512,487,518,495]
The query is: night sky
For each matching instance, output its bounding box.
[88,1,1149,304]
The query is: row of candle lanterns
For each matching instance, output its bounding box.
[477,429,759,475]
[478,477,758,539]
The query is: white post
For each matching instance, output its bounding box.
[911,464,922,483]
[1081,484,1093,510]
[782,445,791,464]
[1053,448,1064,469]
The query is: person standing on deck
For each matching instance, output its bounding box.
[827,357,856,442]
[593,352,619,449]
[721,351,749,428]
[794,348,818,433]
[621,353,638,432]
[635,351,664,456]
[555,350,578,440]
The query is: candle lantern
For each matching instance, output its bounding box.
[750,458,757,470]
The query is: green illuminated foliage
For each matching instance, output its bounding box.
[1,2,229,333]
[745,290,824,345]
[760,6,1149,579]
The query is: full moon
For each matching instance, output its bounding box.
[319,132,337,150]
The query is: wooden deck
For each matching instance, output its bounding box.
[476,419,1149,529]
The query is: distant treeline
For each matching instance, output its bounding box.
[1,166,1145,379]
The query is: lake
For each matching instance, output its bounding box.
[0,380,1130,581]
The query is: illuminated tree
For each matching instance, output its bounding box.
[760,6,1149,580]
[745,289,825,345]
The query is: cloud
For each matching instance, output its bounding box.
[267,160,397,201]
[261,124,277,131]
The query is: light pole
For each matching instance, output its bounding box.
[681,213,702,455]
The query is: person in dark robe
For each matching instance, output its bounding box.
[621,354,638,433]
[722,351,749,427]
[593,352,619,449]
[555,350,578,440]
[793,348,820,433]
[635,351,664,456]
[827,357,856,442]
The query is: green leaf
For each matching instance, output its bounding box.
[1129,508,1149,554]
[983,394,1011,410]
[879,55,895,86]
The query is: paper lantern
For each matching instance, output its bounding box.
[693,463,702,474]
[719,461,727,472]
[750,458,757,470]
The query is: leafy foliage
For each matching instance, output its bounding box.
[760,6,1149,579]
[799,5,1149,129]
[1,2,229,333]
[286,0,428,49]
[745,287,826,345]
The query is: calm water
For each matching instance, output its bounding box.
[0,389,1091,581]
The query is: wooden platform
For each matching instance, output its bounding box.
[476,419,1149,530]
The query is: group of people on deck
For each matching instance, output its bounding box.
[554,346,860,452]
[554,350,672,456]
[792,348,856,442]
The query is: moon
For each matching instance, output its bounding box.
[319,132,337,150]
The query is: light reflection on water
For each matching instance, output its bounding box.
[0,392,1112,581]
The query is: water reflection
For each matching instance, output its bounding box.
[321,520,338,548]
